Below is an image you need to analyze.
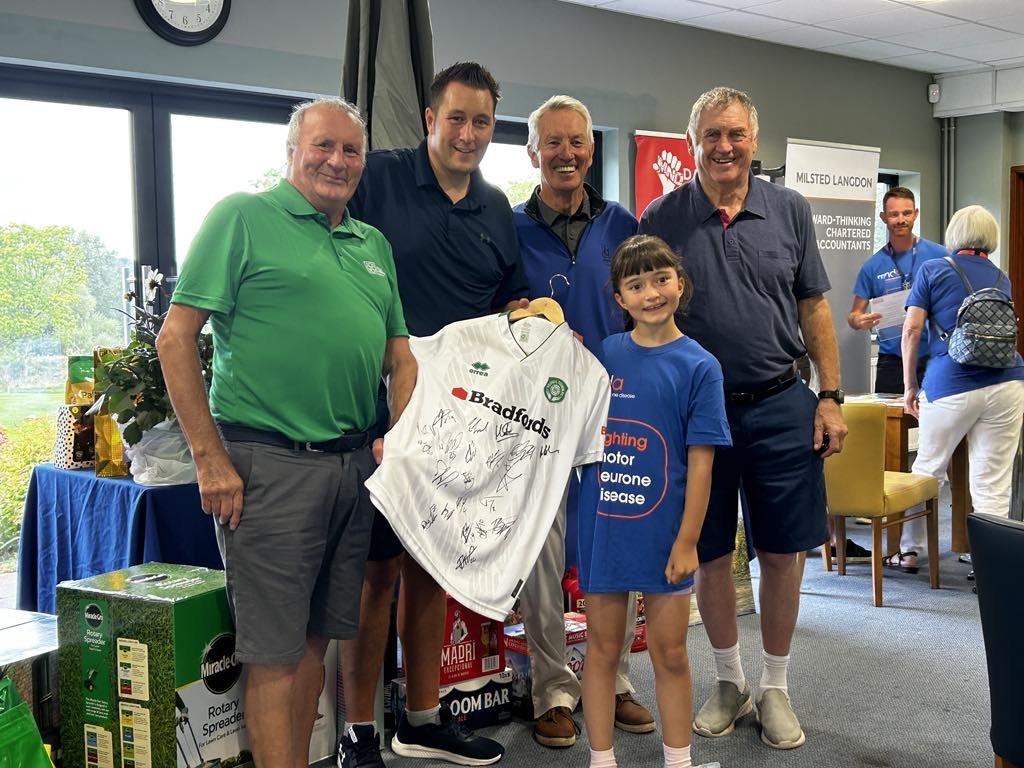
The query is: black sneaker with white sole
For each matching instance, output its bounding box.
[391,705,504,766]
[338,724,384,768]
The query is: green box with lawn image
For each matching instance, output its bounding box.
[57,563,253,768]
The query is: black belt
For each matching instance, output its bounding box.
[877,353,929,362]
[726,368,798,404]
[218,423,369,453]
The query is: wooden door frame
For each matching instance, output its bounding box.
[1010,166,1024,355]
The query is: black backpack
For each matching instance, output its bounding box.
[937,256,1019,369]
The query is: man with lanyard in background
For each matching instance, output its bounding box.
[848,187,946,394]
[841,187,947,560]
[512,94,655,749]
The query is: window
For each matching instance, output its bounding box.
[0,66,609,582]
[0,64,297,573]
[170,114,288,269]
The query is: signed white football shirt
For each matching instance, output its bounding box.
[366,314,610,619]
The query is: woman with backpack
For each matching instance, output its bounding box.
[892,205,1024,575]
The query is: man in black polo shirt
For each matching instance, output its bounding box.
[339,62,528,768]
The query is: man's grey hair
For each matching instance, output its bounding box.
[527,95,594,153]
[687,86,759,142]
[945,204,999,255]
[286,97,367,160]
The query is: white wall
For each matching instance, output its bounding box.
[952,112,1019,269]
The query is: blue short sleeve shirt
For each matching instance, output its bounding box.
[852,237,947,356]
[907,254,1024,400]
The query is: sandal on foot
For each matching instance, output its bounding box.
[884,550,919,574]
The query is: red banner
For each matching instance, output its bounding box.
[634,131,695,216]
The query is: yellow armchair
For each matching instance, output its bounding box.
[822,401,940,606]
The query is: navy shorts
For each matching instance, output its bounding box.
[217,441,376,664]
[367,509,405,561]
[698,381,828,561]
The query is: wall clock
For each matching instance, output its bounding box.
[134,0,231,46]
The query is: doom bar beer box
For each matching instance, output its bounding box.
[391,668,514,730]
[440,595,505,686]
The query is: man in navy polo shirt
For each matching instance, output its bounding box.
[848,186,946,394]
[639,86,847,751]
[339,62,528,768]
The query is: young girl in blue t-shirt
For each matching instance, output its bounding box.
[578,235,731,768]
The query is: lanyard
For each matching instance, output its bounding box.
[885,237,917,290]
[955,249,987,257]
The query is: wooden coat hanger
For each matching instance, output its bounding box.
[508,297,564,324]
[507,274,568,324]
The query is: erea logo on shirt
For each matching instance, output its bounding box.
[451,387,552,438]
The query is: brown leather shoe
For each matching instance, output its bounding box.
[534,706,579,748]
[614,692,656,733]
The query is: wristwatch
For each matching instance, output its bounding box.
[818,389,845,404]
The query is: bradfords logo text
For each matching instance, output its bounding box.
[84,603,104,628]
[202,632,243,695]
[451,387,551,439]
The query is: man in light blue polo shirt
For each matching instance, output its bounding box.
[848,187,947,394]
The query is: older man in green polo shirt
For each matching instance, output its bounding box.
[157,97,416,768]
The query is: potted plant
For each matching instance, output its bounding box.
[97,302,213,445]
[95,272,212,484]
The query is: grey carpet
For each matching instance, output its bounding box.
[382,492,991,767]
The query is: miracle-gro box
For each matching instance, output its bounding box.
[58,563,252,768]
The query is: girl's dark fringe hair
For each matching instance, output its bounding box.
[610,234,693,331]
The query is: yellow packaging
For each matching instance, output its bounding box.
[94,347,130,477]
[94,411,129,477]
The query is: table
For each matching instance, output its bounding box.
[856,396,972,553]
[16,463,220,614]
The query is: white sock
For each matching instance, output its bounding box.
[759,649,790,695]
[405,705,441,727]
[663,742,692,768]
[344,721,376,736]
[711,643,745,688]
[590,747,617,768]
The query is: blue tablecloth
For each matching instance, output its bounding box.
[16,463,221,613]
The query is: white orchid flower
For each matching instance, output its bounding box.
[143,267,165,304]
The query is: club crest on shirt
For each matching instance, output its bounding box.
[544,377,568,403]
[363,260,386,277]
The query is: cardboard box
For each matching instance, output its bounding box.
[440,596,505,686]
[503,613,587,719]
[57,563,336,768]
[390,669,514,730]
